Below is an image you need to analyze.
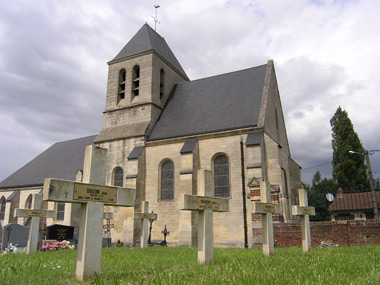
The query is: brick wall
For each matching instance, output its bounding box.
[273,219,380,247]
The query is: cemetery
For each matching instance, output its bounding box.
[0,17,379,284]
[0,145,379,283]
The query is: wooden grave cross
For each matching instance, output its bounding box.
[134,201,157,248]
[179,169,229,263]
[14,194,55,254]
[292,188,315,252]
[43,145,136,281]
[251,181,281,256]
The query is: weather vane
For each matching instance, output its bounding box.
[152,4,160,31]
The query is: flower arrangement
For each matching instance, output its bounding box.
[1,243,19,255]
[39,240,75,251]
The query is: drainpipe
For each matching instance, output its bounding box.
[240,136,248,248]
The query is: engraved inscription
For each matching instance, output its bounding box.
[262,203,277,213]
[57,229,67,240]
[301,207,313,215]
[25,210,46,218]
[197,197,220,211]
[140,214,151,219]
[73,183,117,203]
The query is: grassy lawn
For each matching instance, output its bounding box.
[1,245,379,284]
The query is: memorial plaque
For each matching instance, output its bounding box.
[262,203,277,214]
[292,205,316,216]
[73,183,117,203]
[197,197,220,211]
[140,213,151,220]
[25,210,47,218]
[301,207,314,215]
[47,224,74,241]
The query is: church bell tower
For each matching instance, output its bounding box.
[94,24,188,144]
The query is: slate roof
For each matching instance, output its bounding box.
[329,191,380,212]
[0,135,96,189]
[110,24,188,79]
[246,131,263,146]
[148,64,267,141]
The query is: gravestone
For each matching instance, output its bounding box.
[179,169,229,263]
[292,188,315,252]
[47,224,75,241]
[251,181,281,256]
[43,145,135,281]
[1,223,29,251]
[14,194,55,254]
[134,201,157,248]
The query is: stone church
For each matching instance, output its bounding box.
[0,24,302,248]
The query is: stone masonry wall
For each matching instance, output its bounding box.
[273,220,380,247]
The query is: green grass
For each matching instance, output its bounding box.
[1,246,380,284]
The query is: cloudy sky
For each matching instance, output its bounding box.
[1,0,379,185]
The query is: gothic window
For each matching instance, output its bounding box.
[160,69,165,98]
[118,69,126,103]
[132,65,140,97]
[213,154,230,198]
[25,194,33,209]
[113,167,124,187]
[160,160,174,201]
[0,196,5,220]
[56,202,65,221]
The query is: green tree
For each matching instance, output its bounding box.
[330,106,368,190]
[307,171,338,221]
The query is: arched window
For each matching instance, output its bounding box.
[161,160,174,201]
[25,194,33,209]
[132,65,140,97]
[0,196,6,220]
[113,167,124,187]
[160,69,165,98]
[118,69,126,103]
[213,155,230,197]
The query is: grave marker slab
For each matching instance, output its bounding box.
[14,194,55,254]
[134,201,157,248]
[251,181,281,256]
[1,223,29,251]
[179,169,229,263]
[46,224,75,241]
[43,145,136,281]
[292,188,315,252]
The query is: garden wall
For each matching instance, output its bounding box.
[273,219,380,247]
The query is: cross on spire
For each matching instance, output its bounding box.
[152,4,160,31]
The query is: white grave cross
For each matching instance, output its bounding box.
[14,194,55,254]
[292,188,315,252]
[251,181,281,256]
[134,201,157,248]
[43,146,135,281]
[103,212,114,247]
[179,169,229,263]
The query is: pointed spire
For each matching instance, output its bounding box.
[110,24,187,79]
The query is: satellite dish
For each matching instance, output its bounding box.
[326,193,334,202]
